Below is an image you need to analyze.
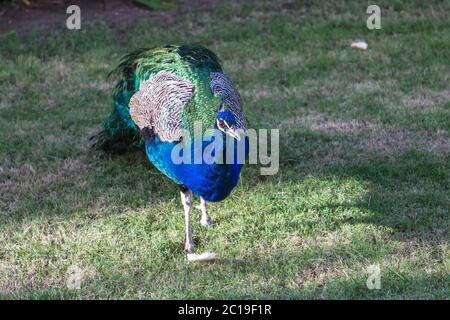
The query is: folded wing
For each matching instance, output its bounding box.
[129,71,194,142]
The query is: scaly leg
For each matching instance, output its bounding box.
[197,197,213,227]
[180,187,195,253]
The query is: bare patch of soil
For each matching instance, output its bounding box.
[0,0,216,35]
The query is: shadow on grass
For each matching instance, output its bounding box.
[246,130,449,244]
[1,121,448,299]
[6,249,449,299]
[2,128,448,246]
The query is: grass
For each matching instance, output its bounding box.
[0,0,449,299]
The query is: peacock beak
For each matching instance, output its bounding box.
[226,126,243,141]
[217,119,243,141]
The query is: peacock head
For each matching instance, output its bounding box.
[216,110,243,141]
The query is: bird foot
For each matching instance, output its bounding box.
[195,205,213,227]
[200,216,213,227]
[184,241,196,254]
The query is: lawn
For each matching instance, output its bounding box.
[0,0,449,299]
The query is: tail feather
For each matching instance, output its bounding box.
[90,79,142,154]
[89,114,139,154]
[91,49,152,154]
[92,47,181,154]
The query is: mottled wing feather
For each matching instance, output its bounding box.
[210,72,247,129]
[129,71,194,142]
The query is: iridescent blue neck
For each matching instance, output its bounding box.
[145,135,247,202]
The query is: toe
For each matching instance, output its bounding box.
[200,217,213,227]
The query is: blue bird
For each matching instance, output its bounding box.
[92,45,248,252]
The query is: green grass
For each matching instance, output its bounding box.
[0,0,449,299]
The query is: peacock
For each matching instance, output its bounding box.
[92,45,248,253]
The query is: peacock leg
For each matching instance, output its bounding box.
[180,187,196,253]
[197,197,213,227]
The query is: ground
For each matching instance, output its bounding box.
[0,0,449,299]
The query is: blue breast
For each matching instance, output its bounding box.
[145,135,247,202]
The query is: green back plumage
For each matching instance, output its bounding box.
[91,45,224,152]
